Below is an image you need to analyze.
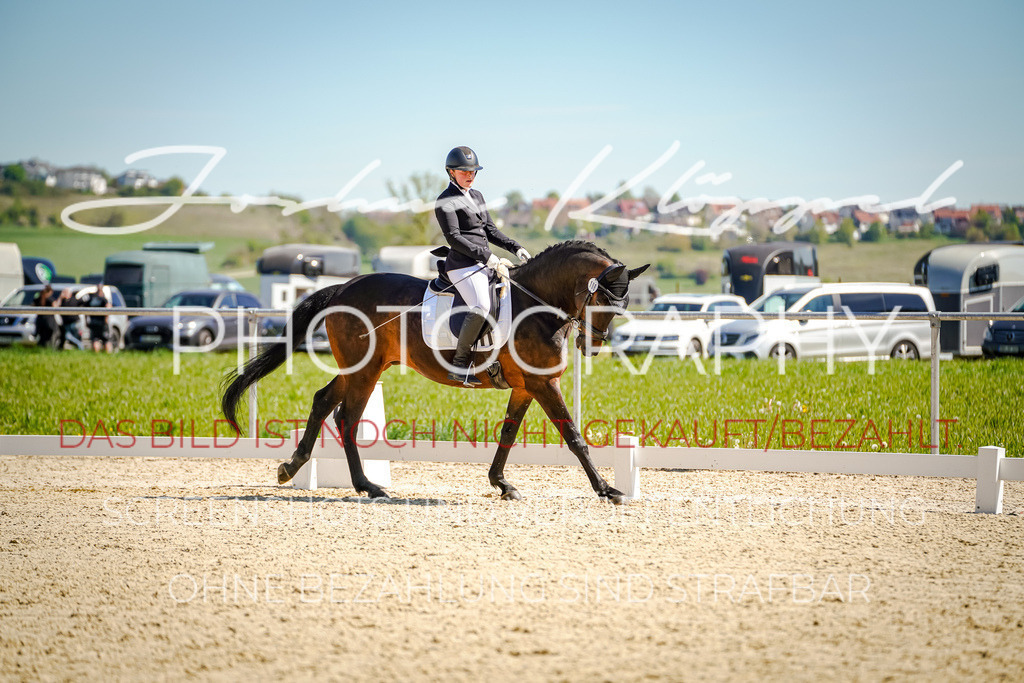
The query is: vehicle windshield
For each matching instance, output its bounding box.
[163,292,218,308]
[1014,296,1024,313]
[1,289,36,306]
[650,302,702,312]
[754,290,812,314]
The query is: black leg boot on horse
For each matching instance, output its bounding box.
[447,309,488,386]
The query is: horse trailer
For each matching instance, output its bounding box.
[372,245,438,279]
[256,243,361,310]
[721,242,820,304]
[913,243,1024,356]
[104,242,212,308]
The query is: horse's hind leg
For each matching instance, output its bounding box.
[334,377,389,498]
[277,376,345,484]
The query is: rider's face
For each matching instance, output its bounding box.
[452,169,477,188]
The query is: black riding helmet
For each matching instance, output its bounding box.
[445,146,483,172]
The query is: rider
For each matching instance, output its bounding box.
[434,146,531,385]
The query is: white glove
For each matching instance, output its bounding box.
[486,253,509,280]
[516,247,531,263]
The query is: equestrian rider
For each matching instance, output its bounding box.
[434,146,531,385]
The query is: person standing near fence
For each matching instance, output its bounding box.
[32,284,56,348]
[85,284,113,353]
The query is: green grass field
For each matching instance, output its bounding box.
[1,346,1019,456]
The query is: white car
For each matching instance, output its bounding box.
[610,294,748,357]
[709,282,935,361]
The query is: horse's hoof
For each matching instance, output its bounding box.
[600,488,627,505]
[367,488,390,499]
[501,489,523,501]
[277,463,294,484]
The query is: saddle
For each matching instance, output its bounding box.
[420,246,511,353]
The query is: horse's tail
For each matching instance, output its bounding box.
[221,284,343,434]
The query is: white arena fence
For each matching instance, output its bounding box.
[2,305,1022,514]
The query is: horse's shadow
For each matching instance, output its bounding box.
[140,491,459,506]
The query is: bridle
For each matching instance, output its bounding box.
[506,262,627,344]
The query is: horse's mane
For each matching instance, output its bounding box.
[512,240,616,281]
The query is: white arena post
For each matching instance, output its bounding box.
[975,446,1005,514]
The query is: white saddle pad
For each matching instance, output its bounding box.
[420,281,512,351]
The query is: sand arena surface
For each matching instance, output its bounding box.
[1,455,1023,681]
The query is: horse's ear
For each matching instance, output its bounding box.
[601,264,626,282]
[628,264,651,280]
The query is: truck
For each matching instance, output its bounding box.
[103,242,212,308]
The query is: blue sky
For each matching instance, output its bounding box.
[2,0,1021,207]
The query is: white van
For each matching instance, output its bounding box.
[709,282,935,361]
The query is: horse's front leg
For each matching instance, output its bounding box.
[529,379,626,504]
[489,389,533,501]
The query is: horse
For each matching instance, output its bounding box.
[222,240,649,504]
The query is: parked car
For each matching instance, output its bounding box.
[259,294,331,353]
[210,274,247,293]
[982,294,1024,358]
[0,284,129,349]
[709,283,935,361]
[125,289,263,350]
[610,294,747,357]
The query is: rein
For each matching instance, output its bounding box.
[506,263,626,343]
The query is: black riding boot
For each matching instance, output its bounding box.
[447,310,488,386]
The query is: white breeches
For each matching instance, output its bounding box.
[447,264,491,315]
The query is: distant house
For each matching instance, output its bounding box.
[702,203,735,227]
[116,169,159,190]
[852,209,875,228]
[970,204,1003,226]
[813,211,841,234]
[55,167,107,194]
[852,209,889,230]
[531,197,591,229]
[618,199,650,220]
[502,210,533,229]
[0,158,56,186]
[746,205,784,233]
[932,208,972,237]
[888,207,930,233]
[21,158,57,186]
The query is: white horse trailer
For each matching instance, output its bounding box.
[256,244,361,310]
[913,243,1024,355]
[372,246,439,279]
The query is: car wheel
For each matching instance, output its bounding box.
[891,341,919,360]
[108,327,121,351]
[685,338,703,357]
[196,329,214,347]
[769,343,796,360]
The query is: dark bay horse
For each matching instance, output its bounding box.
[222,240,649,504]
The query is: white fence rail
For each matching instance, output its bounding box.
[2,306,1022,514]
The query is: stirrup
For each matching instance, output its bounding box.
[448,366,482,386]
